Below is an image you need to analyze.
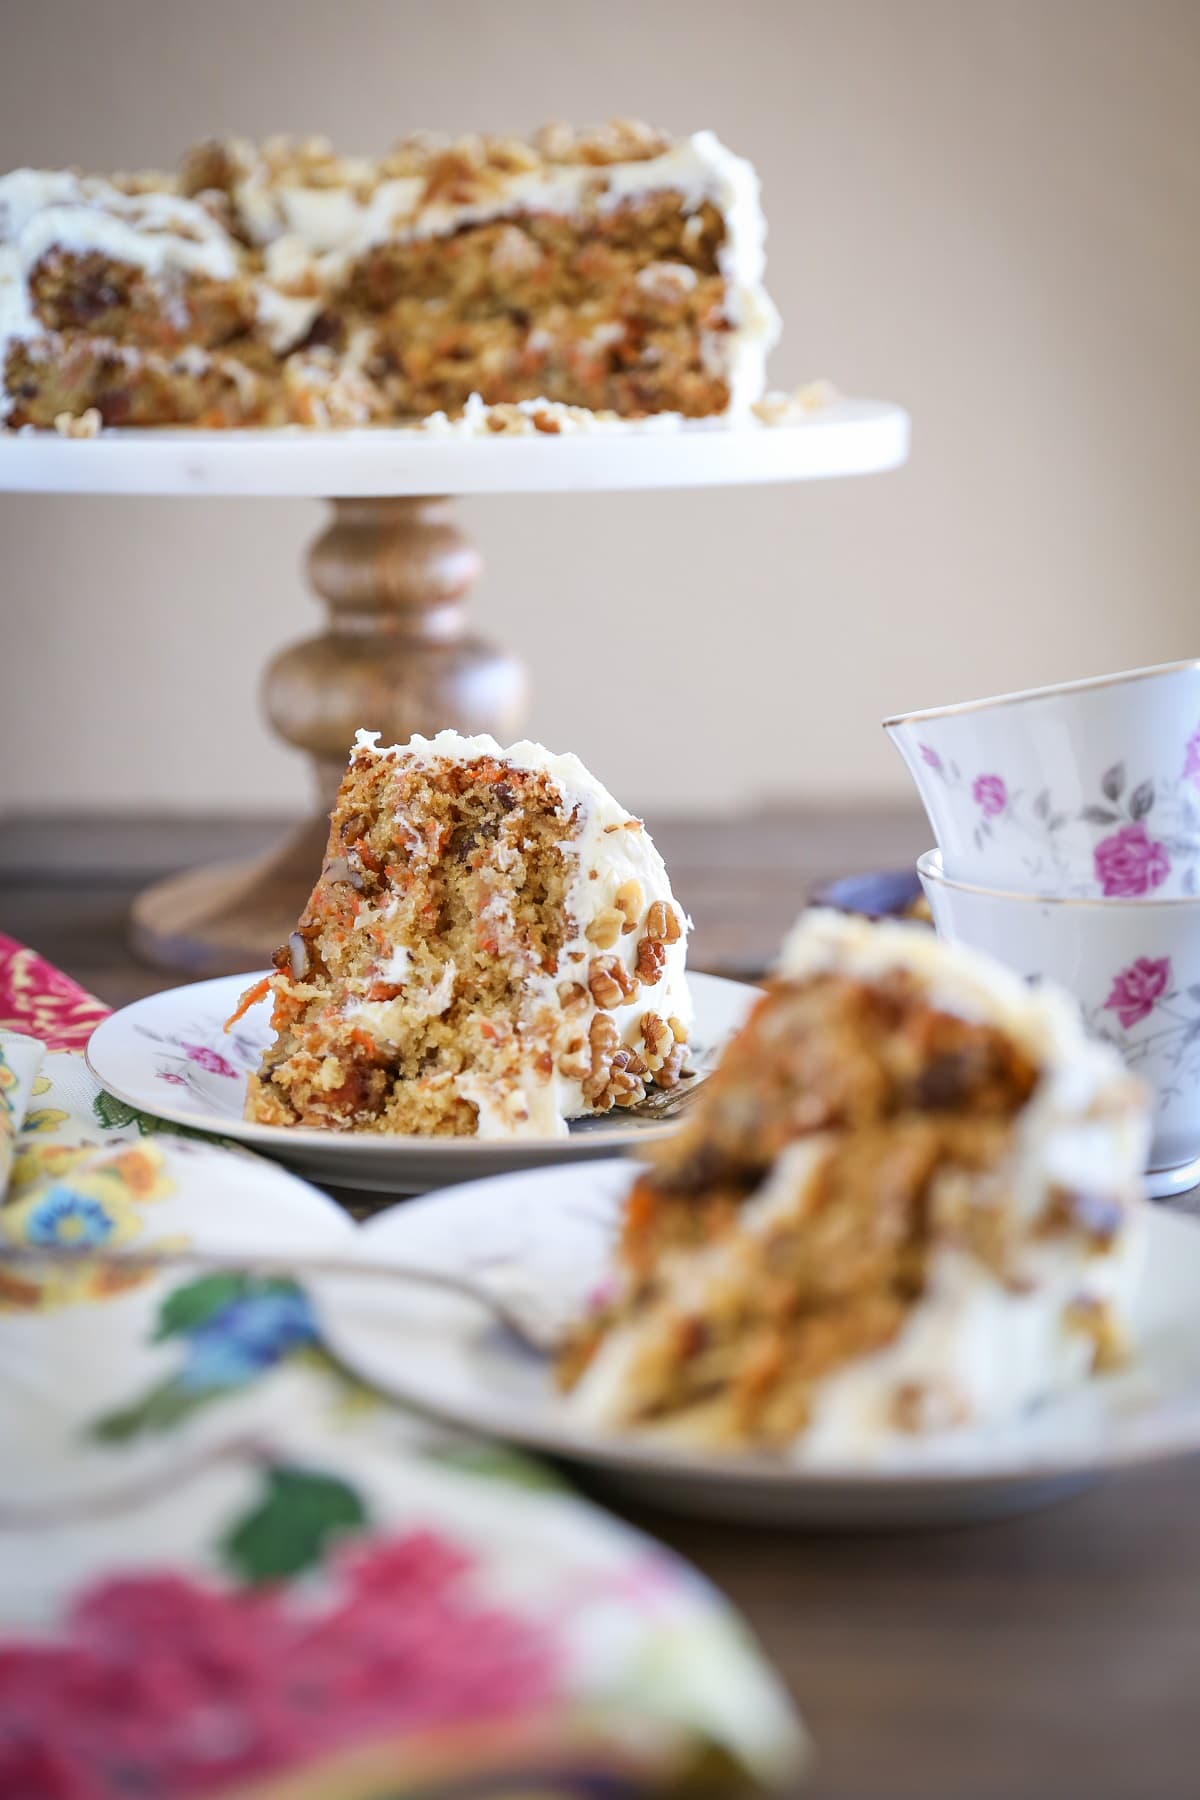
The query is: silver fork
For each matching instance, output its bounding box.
[0,1243,575,1354]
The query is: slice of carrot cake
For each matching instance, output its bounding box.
[232,730,691,1138]
[558,911,1149,1457]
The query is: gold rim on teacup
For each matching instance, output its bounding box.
[916,848,1200,909]
[884,658,1200,730]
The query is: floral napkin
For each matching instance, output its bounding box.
[0,934,804,1798]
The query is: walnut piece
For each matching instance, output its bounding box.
[635,936,667,984]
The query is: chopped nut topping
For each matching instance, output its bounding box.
[614,880,643,932]
[635,936,667,984]
[53,407,101,438]
[586,908,624,950]
[653,1042,686,1089]
[639,1010,673,1071]
[643,901,681,944]
[589,955,639,1009]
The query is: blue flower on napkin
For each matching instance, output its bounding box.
[179,1288,318,1392]
[23,1186,116,1248]
[93,1275,321,1442]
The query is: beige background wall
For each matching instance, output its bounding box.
[2,0,1199,816]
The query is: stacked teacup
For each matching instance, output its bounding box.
[886,659,1200,1198]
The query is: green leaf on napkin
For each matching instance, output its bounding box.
[91,1089,228,1144]
[222,1465,368,1584]
[92,1380,215,1443]
[154,1272,255,1340]
[92,1090,141,1130]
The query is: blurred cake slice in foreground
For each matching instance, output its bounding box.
[559,911,1150,1458]
[231,729,691,1138]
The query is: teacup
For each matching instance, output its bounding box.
[887,660,1200,898]
[918,848,1200,1198]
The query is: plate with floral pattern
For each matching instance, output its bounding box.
[86,972,758,1195]
[309,1158,1200,1527]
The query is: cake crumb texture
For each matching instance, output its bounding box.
[236,729,692,1140]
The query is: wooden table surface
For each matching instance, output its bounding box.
[4,808,1199,1800]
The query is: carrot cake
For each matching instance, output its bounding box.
[558,911,1149,1457]
[1,122,779,429]
[230,729,692,1138]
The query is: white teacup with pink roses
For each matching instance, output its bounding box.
[919,850,1200,1198]
[886,660,1200,899]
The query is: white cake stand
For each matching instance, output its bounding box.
[0,399,909,973]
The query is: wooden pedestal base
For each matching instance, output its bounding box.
[131,495,527,976]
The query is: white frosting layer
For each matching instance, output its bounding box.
[779,909,1149,1220]
[569,910,1150,1457]
[0,170,240,418]
[801,1226,1144,1466]
[349,728,692,1140]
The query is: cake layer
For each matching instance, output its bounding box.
[560,912,1149,1455]
[235,729,692,1139]
[1,123,779,429]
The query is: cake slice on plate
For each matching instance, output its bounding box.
[231,730,691,1139]
[559,911,1149,1457]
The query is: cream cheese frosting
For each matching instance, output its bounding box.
[0,170,243,419]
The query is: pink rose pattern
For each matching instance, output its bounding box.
[0,1536,557,1798]
[181,1042,239,1079]
[1184,726,1200,791]
[1093,823,1171,898]
[913,734,1200,895]
[1104,956,1172,1029]
[971,773,1007,817]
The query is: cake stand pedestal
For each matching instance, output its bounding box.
[0,400,909,974]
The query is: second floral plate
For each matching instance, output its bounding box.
[85,972,758,1195]
[309,1160,1200,1528]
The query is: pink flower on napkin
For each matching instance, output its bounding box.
[0,932,111,1051]
[1093,823,1171,897]
[971,773,1007,817]
[1103,956,1172,1029]
[181,1042,239,1079]
[0,1534,558,1796]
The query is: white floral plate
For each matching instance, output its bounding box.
[86,973,757,1195]
[309,1160,1200,1527]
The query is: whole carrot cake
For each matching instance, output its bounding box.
[559,912,1149,1456]
[0,122,779,430]
[231,730,692,1139]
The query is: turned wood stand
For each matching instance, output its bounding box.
[131,495,526,974]
[0,403,910,975]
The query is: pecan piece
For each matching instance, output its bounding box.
[635,936,667,983]
[644,900,682,943]
[589,955,638,1009]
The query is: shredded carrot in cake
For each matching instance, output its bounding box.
[224,976,270,1031]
